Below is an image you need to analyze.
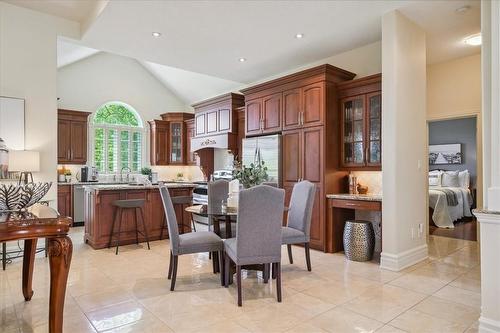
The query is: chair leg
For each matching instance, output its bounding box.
[170,255,178,291]
[276,262,282,303]
[212,252,219,274]
[139,207,151,250]
[108,207,118,249]
[287,244,293,264]
[134,208,140,245]
[115,208,123,255]
[224,252,230,288]
[2,242,6,271]
[191,218,197,232]
[168,251,173,279]
[263,264,269,283]
[305,242,311,271]
[236,265,242,307]
[219,250,224,286]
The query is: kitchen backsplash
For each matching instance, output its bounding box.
[352,171,382,195]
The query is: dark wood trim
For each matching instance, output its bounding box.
[57,109,92,121]
[337,73,381,98]
[191,92,244,109]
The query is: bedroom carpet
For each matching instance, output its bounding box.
[1,227,480,333]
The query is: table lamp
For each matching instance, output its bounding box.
[8,150,40,185]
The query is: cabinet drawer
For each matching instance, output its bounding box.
[328,199,381,211]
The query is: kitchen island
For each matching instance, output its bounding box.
[83,183,196,249]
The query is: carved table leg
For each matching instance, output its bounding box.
[22,238,37,301]
[48,236,73,333]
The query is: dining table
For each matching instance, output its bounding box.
[0,204,73,333]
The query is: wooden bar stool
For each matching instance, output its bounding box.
[108,199,151,255]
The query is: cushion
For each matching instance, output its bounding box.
[458,170,470,188]
[441,171,460,187]
[178,231,223,255]
[428,171,441,186]
[281,226,307,244]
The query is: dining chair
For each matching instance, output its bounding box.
[158,182,224,291]
[208,180,236,238]
[224,185,285,306]
[281,180,316,271]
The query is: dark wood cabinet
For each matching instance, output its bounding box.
[185,119,196,165]
[57,185,72,219]
[338,74,382,170]
[192,94,243,139]
[57,109,91,164]
[236,107,245,162]
[149,120,169,165]
[245,99,262,136]
[283,88,301,130]
[244,93,282,136]
[302,82,324,128]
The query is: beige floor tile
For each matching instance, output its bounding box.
[375,325,407,332]
[189,320,251,333]
[413,296,479,326]
[434,285,481,309]
[75,287,135,313]
[158,307,227,332]
[233,304,303,332]
[85,300,153,331]
[23,311,97,333]
[389,265,461,295]
[272,292,335,319]
[306,307,384,333]
[100,315,174,333]
[285,321,329,333]
[302,277,379,306]
[389,309,468,333]
[342,285,427,323]
[450,275,481,293]
[465,321,479,333]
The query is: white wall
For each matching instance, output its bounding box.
[0,2,79,203]
[381,11,427,271]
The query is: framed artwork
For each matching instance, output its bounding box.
[0,96,25,179]
[429,143,462,165]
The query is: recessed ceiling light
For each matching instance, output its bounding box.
[239,58,246,62]
[295,33,304,39]
[464,33,481,46]
[152,32,162,38]
[455,5,470,14]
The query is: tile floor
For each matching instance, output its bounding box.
[1,228,481,332]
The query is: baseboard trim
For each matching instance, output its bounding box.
[479,316,500,332]
[380,244,428,271]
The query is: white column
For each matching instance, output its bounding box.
[477,1,500,332]
[380,11,428,271]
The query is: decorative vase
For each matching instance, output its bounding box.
[0,182,52,211]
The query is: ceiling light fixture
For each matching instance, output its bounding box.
[464,33,481,46]
[295,33,304,39]
[239,58,246,62]
[152,32,162,38]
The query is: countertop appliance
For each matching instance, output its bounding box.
[81,166,98,182]
[242,134,282,186]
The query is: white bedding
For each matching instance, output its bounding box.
[429,186,473,228]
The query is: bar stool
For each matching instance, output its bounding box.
[108,199,151,255]
[160,196,194,239]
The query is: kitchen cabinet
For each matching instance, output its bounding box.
[236,106,245,162]
[57,109,91,164]
[149,120,169,165]
[338,74,382,170]
[57,185,72,219]
[242,64,357,251]
[185,119,196,165]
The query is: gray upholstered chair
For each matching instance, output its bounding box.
[158,182,224,291]
[224,185,285,306]
[208,180,236,238]
[282,180,316,271]
[261,181,278,187]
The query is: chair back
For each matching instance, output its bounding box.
[207,179,229,213]
[261,182,278,187]
[287,181,316,239]
[236,185,285,263]
[158,182,180,253]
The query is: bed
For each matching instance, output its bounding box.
[428,170,473,228]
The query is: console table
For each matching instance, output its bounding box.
[0,204,73,333]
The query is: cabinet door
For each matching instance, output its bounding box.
[219,108,231,132]
[70,121,87,164]
[341,96,365,168]
[309,184,324,250]
[282,130,301,183]
[195,113,206,136]
[57,119,71,163]
[283,88,301,130]
[245,99,262,136]
[262,93,282,133]
[169,122,184,164]
[302,126,323,184]
[302,82,324,127]
[153,126,169,165]
[207,110,218,134]
[57,186,72,218]
[366,93,382,167]
[186,121,196,165]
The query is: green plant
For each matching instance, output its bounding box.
[233,160,269,188]
[141,167,152,176]
[64,170,71,176]
[176,172,183,179]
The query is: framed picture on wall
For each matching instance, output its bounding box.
[0,96,26,179]
[429,143,462,165]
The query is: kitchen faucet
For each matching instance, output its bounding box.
[120,166,132,182]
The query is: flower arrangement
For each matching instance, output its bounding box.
[232,160,269,188]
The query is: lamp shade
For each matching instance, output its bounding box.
[8,150,40,172]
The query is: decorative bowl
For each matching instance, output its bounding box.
[0,182,52,211]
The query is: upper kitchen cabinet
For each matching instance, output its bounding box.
[337,74,382,170]
[245,92,282,135]
[160,112,194,165]
[57,109,91,164]
[185,118,196,165]
[149,120,169,165]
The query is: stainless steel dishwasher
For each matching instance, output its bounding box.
[73,185,85,224]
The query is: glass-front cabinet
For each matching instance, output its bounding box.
[169,122,183,164]
[338,74,382,170]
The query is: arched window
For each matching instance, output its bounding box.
[91,102,144,173]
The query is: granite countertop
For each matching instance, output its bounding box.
[326,193,382,202]
[83,182,197,191]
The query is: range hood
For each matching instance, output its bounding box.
[190,133,237,152]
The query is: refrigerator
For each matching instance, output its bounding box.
[242,134,282,186]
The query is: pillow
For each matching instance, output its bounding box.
[442,171,460,187]
[458,170,470,188]
[428,170,442,186]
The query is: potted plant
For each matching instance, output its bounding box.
[233,160,269,188]
[64,169,72,183]
[141,167,152,181]
[176,172,184,181]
